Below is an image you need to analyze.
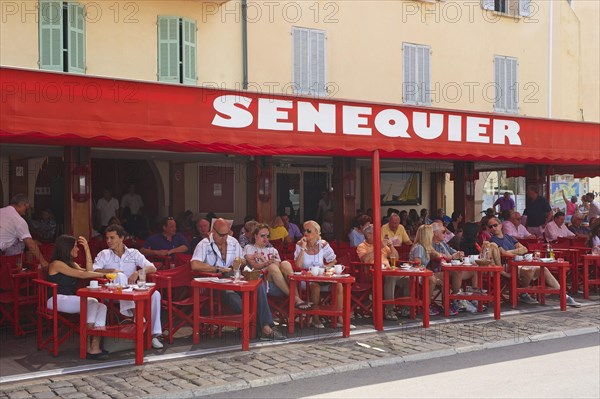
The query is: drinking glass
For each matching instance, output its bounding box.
[389,256,397,268]
[137,268,146,288]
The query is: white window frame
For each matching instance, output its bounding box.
[481,0,531,17]
[402,43,431,106]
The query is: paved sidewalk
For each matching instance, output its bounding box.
[1,305,599,399]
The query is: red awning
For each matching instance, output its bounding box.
[1,67,599,165]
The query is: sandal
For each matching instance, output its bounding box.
[295,301,312,310]
[384,310,398,321]
[310,320,325,329]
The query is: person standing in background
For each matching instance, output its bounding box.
[97,188,119,234]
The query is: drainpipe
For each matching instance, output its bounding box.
[242,0,248,90]
[548,0,553,118]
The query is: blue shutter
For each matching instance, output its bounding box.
[38,0,63,71]
[309,30,326,95]
[182,18,197,85]
[292,27,310,94]
[158,16,180,83]
[67,2,85,74]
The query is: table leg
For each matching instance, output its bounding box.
[493,271,501,320]
[511,264,518,309]
[539,266,546,306]
[193,286,200,345]
[422,275,429,328]
[559,267,567,311]
[343,282,351,338]
[409,277,416,319]
[583,259,590,299]
[79,296,88,360]
[242,291,249,351]
[135,299,144,365]
[145,295,152,350]
[571,253,579,295]
[288,279,296,335]
[443,270,450,317]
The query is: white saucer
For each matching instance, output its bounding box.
[144,282,156,287]
[133,286,149,291]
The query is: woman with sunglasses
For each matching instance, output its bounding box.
[244,224,311,310]
[295,221,352,329]
[47,235,109,359]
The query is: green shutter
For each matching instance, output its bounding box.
[38,0,63,71]
[158,16,180,83]
[182,18,197,85]
[67,2,85,74]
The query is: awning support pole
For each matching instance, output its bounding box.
[371,150,383,331]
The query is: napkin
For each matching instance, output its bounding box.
[122,287,133,292]
[243,266,252,272]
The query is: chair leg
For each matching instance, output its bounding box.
[53,317,59,357]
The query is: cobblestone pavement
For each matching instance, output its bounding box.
[1,305,599,399]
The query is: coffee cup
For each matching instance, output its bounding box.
[89,280,99,288]
[318,268,325,276]
[334,264,345,275]
[514,255,524,261]
[310,266,320,276]
[463,257,472,265]
[524,254,533,261]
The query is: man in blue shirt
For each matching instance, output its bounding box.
[487,217,580,307]
[141,217,189,261]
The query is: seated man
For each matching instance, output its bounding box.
[431,222,476,314]
[568,213,590,238]
[544,211,575,242]
[357,224,407,321]
[141,217,189,262]
[0,194,48,266]
[91,224,165,348]
[190,218,285,340]
[381,212,412,246]
[487,217,580,307]
[281,213,303,242]
[189,218,211,253]
[348,214,371,247]
[502,211,536,239]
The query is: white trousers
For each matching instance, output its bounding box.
[115,273,162,336]
[47,295,107,327]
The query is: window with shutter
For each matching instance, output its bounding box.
[67,2,85,74]
[494,55,518,114]
[292,27,327,95]
[157,16,197,85]
[39,1,86,73]
[39,0,63,71]
[403,43,431,106]
[482,0,528,17]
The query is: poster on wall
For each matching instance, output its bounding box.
[198,167,234,213]
[550,181,580,211]
[380,172,422,206]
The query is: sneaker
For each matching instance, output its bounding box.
[384,310,398,321]
[460,299,478,314]
[519,293,539,304]
[455,300,467,313]
[566,296,582,308]
[471,300,487,312]
[448,303,459,316]
[151,337,164,349]
[429,304,440,316]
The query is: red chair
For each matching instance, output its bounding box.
[348,261,373,319]
[0,255,38,337]
[174,253,192,266]
[152,265,210,344]
[34,279,79,356]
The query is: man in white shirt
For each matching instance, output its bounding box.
[544,212,575,242]
[91,224,164,349]
[97,188,119,232]
[587,193,600,222]
[0,194,48,266]
[120,184,145,237]
[502,212,536,239]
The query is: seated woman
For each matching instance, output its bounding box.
[295,220,353,329]
[244,223,310,310]
[356,224,407,321]
[47,235,109,360]
[269,216,291,243]
[409,224,443,316]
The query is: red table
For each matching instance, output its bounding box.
[508,260,570,311]
[553,247,582,294]
[191,278,260,351]
[441,264,503,320]
[288,274,355,337]
[78,286,153,365]
[382,267,433,328]
[582,254,600,299]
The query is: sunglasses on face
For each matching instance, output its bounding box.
[260,233,270,238]
[214,230,229,237]
[304,229,313,234]
[488,223,499,228]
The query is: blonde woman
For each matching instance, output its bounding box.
[269,216,291,242]
[295,221,354,329]
[244,224,311,310]
[409,225,442,316]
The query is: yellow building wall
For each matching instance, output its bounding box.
[0,0,597,122]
